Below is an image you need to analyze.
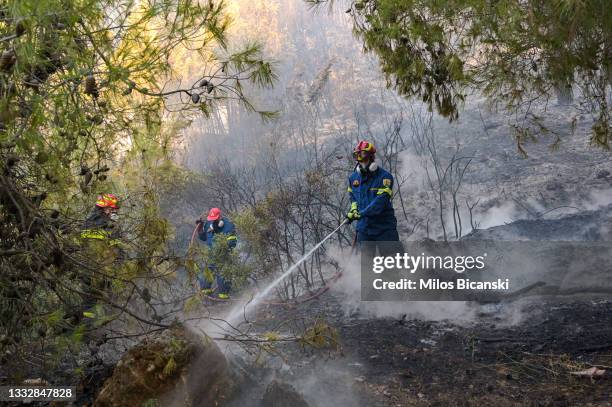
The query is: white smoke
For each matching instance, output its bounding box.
[289,358,364,407]
[326,246,479,323]
[476,201,520,229]
[398,149,430,193]
[584,187,612,210]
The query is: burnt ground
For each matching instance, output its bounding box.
[233,293,612,407]
[10,286,611,406]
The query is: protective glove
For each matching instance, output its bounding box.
[195,219,204,232]
[346,202,360,223]
[346,208,361,223]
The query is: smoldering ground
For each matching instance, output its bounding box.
[327,246,479,323]
[191,242,612,406]
[326,235,612,326]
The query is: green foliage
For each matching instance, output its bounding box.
[0,0,275,380]
[300,319,339,350]
[199,233,252,290]
[232,207,278,273]
[162,356,176,377]
[310,0,612,147]
[262,331,281,341]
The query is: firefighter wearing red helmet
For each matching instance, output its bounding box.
[347,141,399,242]
[195,207,237,299]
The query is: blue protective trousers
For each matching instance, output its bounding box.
[356,228,400,242]
[197,264,231,294]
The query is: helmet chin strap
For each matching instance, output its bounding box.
[356,161,378,174]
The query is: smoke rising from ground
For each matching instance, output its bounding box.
[326,246,479,323]
[326,231,612,326]
[585,187,612,210]
[287,358,364,407]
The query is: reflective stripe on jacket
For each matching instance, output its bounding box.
[81,210,121,245]
[347,166,397,236]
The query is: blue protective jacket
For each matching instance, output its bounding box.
[348,166,398,236]
[198,217,237,249]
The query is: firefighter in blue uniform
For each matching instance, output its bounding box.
[196,207,237,299]
[346,141,399,242]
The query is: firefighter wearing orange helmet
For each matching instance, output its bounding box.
[81,193,121,241]
[79,193,122,322]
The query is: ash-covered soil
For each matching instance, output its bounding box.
[464,203,612,241]
[239,294,612,407]
[398,100,612,240]
[226,199,612,406]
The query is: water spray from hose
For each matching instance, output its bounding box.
[226,219,349,324]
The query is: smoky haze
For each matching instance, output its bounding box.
[180,0,401,172]
[176,0,612,243]
[170,0,612,324]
